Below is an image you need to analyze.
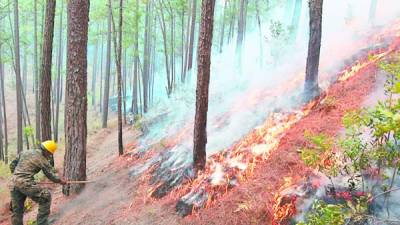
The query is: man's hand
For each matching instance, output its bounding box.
[60,178,67,185]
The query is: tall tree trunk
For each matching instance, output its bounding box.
[158,5,172,96]
[182,0,192,83]
[54,1,64,142]
[219,0,228,53]
[34,0,41,142]
[22,50,27,94]
[110,0,124,155]
[180,9,185,83]
[14,0,23,153]
[227,0,235,44]
[0,49,3,161]
[236,0,245,52]
[102,3,112,128]
[63,0,89,196]
[131,0,139,115]
[304,0,323,99]
[99,29,104,112]
[40,0,56,141]
[187,0,197,72]
[123,50,127,124]
[142,0,151,113]
[91,38,98,107]
[0,51,8,163]
[171,14,176,90]
[193,0,215,173]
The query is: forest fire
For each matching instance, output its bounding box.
[170,44,398,217]
[174,102,317,216]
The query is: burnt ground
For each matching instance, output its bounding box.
[1,38,399,225]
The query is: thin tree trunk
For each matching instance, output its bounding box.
[219,0,228,53]
[91,32,98,107]
[182,0,192,82]
[123,50,127,124]
[158,5,172,96]
[22,50,27,94]
[187,0,197,72]
[110,0,124,155]
[117,0,124,155]
[227,1,235,43]
[34,0,41,142]
[54,1,64,142]
[180,9,185,83]
[40,0,56,141]
[171,14,176,90]
[0,49,3,161]
[63,0,89,196]
[99,28,104,112]
[142,0,151,113]
[304,0,323,99]
[131,0,139,114]
[102,3,112,128]
[0,51,8,163]
[236,0,245,52]
[14,0,23,153]
[193,0,215,173]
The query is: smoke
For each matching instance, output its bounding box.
[129,0,400,191]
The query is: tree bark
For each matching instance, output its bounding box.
[63,0,89,196]
[193,0,215,173]
[14,0,23,153]
[110,0,124,155]
[102,3,112,128]
[40,0,56,141]
[304,0,323,99]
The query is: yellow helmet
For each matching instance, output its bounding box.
[41,140,58,154]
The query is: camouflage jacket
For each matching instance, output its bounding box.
[9,149,61,187]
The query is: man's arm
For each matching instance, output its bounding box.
[39,157,63,184]
[9,155,20,173]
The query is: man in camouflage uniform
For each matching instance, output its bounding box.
[9,140,66,225]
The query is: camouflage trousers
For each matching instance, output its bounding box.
[10,184,52,225]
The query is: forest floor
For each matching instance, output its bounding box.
[1,32,400,225]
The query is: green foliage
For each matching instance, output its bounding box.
[300,131,337,177]
[26,218,37,225]
[297,201,346,225]
[24,126,35,137]
[299,54,400,224]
